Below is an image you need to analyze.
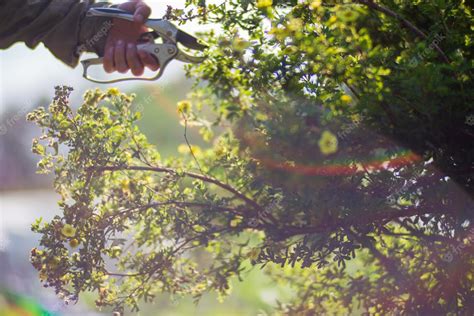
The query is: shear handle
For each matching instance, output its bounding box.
[87,8,178,43]
[175,51,206,64]
[81,43,178,84]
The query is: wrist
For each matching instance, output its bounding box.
[77,5,115,57]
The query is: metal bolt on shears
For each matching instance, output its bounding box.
[81,8,207,84]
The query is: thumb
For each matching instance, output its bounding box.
[117,1,151,23]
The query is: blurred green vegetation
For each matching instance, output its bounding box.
[112,263,292,316]
[129,81,206,158]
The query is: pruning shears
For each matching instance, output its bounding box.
[81,8,207,84]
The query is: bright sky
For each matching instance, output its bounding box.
[0,0,198,113]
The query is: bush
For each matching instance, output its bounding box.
[28,1,473,314]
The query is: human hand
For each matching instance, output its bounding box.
[103,0,159,76]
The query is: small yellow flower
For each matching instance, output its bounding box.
[69,238,80,248]
[351,114,361,124]
[256,0,272,9]
[46,256,61,269]
[61,224,76,238]
[120,179,130,192]
[287,18,303,32]
[178,144,202,156]
[50,256,61,265]
[177,100,192,114]
[107,88,120,96]
[341,94,352,103]
[214,145,227,157]
[318,130,338,155]
[193,225,206,233]
[309,0,322,10]
[230,216,243,227]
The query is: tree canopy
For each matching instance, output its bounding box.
[27,1,473,314]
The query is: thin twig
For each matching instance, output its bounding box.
[181,112,204,174]
[88,165,263,213]
[107,201,243,219]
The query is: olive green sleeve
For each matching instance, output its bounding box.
[0,0,113,67]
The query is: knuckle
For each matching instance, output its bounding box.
[117,65,129,73]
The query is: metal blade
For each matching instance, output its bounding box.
[176,29,208,51]
[87,8,135,22]
[174,51,206,64]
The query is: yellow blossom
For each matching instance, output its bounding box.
[193,225,206,233]
[69,238,80,248]
[214,145,227,157]
[230,216,243,227]
[48,256,61,268]
[61,224,76,238]
[177,100,192,114]
[256,0,272,9]
[120,179,130,192]
[178,144,202,156]
[328,15,337,24]
[341,94,352,103]
[287,18,303,32]
[318,130,338,155]
[351,114,362,124]
[107,88,120,96]
[309,0,321,10]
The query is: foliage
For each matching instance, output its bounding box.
[27,0,473,314]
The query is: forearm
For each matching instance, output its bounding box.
[0,0,112,67]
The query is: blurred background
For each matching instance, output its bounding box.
[0,1,290,315]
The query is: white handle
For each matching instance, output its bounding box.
[81,43,178,84]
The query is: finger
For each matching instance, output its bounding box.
[126,43,145,76]
[103,46,115,73]
[118,1,151,23]
[134,2,151,23]
[138,50,160,71]
[114,40,129,73]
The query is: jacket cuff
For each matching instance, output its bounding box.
[76,3,113,59]
[36,0,92,67]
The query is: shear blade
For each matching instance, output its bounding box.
[176,29,208,51]
[87,7,133,18]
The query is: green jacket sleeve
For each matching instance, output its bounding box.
[0,0,112,67]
